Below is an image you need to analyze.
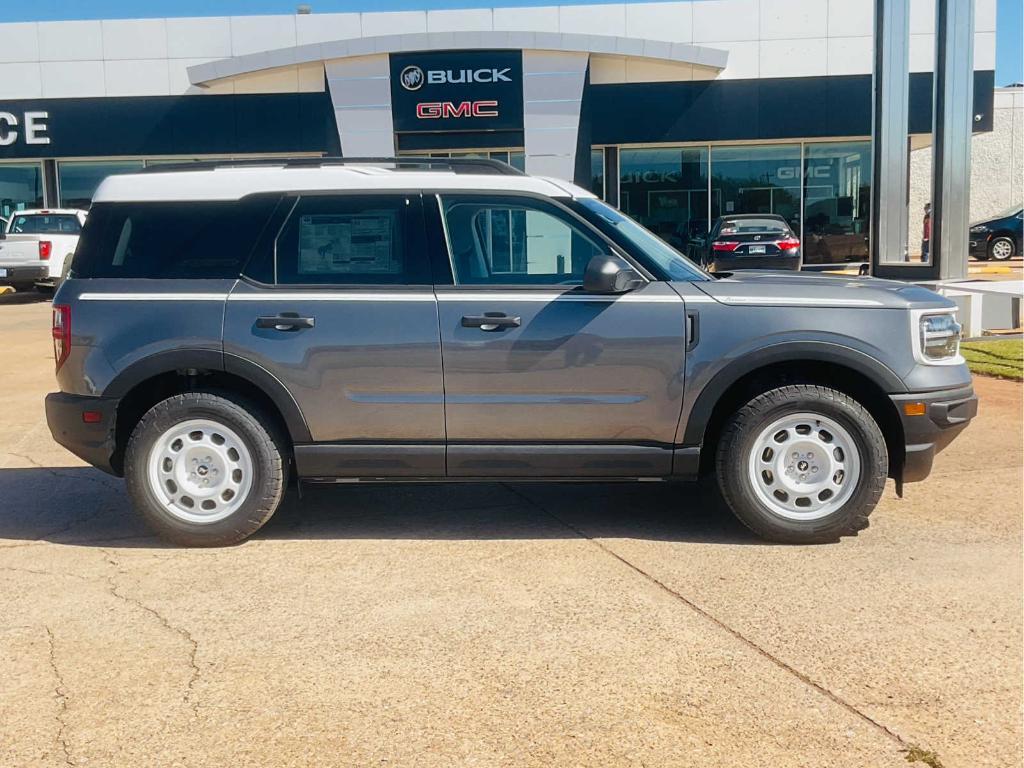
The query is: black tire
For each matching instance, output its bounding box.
[988,235,1016,261]
[124,391,287,546]
[715,385,888,544]
[11,282,35,293]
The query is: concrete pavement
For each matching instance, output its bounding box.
[0,294,1020,767]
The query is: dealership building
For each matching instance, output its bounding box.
[0,0,1006,266]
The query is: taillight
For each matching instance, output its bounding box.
[39,240,52,260]
[712,241,741,252]
[776,238,801,251]
[52,304,71,371]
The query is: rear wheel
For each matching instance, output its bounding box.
[11,282,35,293]
[989,236,1016,261]
[124,392,287,546]
[716,385,887,543]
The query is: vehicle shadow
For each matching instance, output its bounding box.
[0,290,51,305]
[0,466,765,548]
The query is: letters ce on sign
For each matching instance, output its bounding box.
[389,51,524,133]
[0,111,51,147]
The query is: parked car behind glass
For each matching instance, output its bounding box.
[694,214,801,272]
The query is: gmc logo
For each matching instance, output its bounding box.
[416,101,499,119]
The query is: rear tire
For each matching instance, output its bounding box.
[716,385,887,543]
[124,392,287,546]
[11,283,35,293]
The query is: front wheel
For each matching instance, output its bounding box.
[989,236,1016,261]
[124,392,287,546]
[716,385,888,543]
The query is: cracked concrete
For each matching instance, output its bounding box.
[0,297,1020,767]
[45,627,74,767]
[98,549,202,718]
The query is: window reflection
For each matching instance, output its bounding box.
[803,142,872,266]
[591,149,604,198]
[710,144,802,233]
[58,161,145,209]
[619,147,709,259]
[0,163,45,220]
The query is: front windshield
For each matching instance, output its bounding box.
[572,198,708,281]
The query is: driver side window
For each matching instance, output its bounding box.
[440,194,605,286]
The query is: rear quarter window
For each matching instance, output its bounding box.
[72,197,280,279]
[10,214,82,235]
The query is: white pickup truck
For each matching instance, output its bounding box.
[0,209,88,293]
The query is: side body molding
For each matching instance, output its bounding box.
[680,340,907,447]
[102,348,312,444]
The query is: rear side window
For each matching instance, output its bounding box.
[9,214,81,235]
[72,198,279,279]
[272,195,430,285]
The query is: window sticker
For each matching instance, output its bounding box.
[297,212,400,275]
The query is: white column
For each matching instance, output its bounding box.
[325,54,396,157]
[522,50,589,181]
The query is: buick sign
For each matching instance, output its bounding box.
[400,66,425,91]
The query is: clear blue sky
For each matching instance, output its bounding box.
[6,0,1024,85]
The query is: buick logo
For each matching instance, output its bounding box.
[400,65,424,91]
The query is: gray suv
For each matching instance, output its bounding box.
[45,158,977,547]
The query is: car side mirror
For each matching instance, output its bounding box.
[583,253,644,294]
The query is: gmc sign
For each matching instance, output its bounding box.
[416,101,499,119]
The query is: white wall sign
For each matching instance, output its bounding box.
[0,111,51,147]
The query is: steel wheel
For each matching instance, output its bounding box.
[747,412,862,522]
[146,418,254,524]
[990,237,1015,261]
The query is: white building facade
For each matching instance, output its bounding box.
[0,0,1002,268]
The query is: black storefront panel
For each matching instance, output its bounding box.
[0,92,341,160]
[589,71,995,145]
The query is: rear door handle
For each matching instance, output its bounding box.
[256,313,315,331]
[461,312,521,331]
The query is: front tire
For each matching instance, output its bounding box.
[716,385,887,543]
[989,236,1016,261]
[124,392,287,546]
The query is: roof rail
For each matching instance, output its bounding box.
[138,156,525,176]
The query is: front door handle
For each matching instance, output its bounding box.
[461,312,521,331]
[256,313,315,331]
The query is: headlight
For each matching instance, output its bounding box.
[919,313,962,361]
[969,225,988,233]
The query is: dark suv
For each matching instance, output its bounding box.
[45,159,977,547]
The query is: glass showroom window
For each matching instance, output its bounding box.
[0,163,45,221]
[802,142,872,267]
[591,149,604,199]
[58,160,145,209]
[710,144,802,232]
[619,147,708,256]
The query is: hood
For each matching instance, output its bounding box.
[692,270,954,310]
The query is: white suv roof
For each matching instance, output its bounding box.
[93,161,596,203]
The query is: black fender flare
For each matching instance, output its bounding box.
[103,348,312,443]
[682,340,906,446]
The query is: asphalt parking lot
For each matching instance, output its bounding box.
[0,293,1020,768]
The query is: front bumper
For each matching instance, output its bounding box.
[45,392,120,475]
[968,236,989,258]
[890,384,978,483]
[0,265,47,285]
